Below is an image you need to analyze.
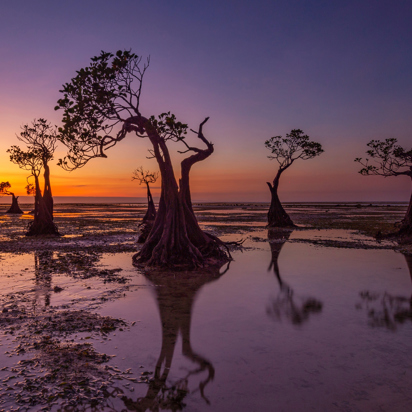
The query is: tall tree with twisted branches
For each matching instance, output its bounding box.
[56,50,230,268]
[265,129,324,227]
[8,119,59,236]
[355,138,412,238]
[0,182,23,214]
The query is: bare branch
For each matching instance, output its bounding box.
[131,166,159,185]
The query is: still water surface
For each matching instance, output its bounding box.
[1,230,412,411]
[101,234,412,411]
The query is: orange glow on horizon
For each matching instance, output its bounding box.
[1,129,411,203]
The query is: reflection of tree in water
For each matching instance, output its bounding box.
[122,263,230,411]
[32,250,126,308]
[266,229,323,325]
[33,250,100,309]
[34,250,53,307]
[357,253,412,330]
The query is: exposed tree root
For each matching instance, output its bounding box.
[377,227,412,244]
[137,220,154,243]
[267,186,297,228]
[133,233,231,271]
[26,220,59,237]
[6,201,23,214]
[204,232,233,259]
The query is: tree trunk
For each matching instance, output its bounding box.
[133,117,229,269]
[26,174,59,236]
[6,193,23,214]
[137,183,157,243]
[267,170,295,228]
[142,182,156,222]
[136,167,205,267]
[398,177,412,238]
[42,163,53,218]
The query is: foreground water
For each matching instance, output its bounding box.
[1,227,412,411]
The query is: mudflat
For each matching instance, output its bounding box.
[0,202,411,411]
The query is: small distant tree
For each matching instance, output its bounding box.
[8,119,59,236]
[56,50,229,268]
[355,138,412,238]
[265,129,324,227]
[0,181,24,214]
[132,166,159,243]
[132,166,159,222]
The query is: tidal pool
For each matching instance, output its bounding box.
[1,225,412,411]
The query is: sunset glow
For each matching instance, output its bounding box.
[1,1,411,202]
[1,3,412,409]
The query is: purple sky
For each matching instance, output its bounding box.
[1,0,411,201]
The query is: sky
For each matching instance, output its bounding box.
[1,0,412,202]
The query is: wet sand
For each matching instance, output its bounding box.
[0,202,411,411]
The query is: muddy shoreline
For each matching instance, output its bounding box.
[0,202,409,253]
[1,202,411,411]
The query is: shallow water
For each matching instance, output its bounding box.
[93,238,412,411]
[289,228,396,247]
[1,217,412,410]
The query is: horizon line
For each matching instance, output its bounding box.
[0,197,408,205]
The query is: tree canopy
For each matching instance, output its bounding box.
[56,50,230,268]
[56,51,187,170]
[265,129,324,172]
[132,166,159,187]
[356,138,412,238]
[8,146,43,178]
[8,119,59,235]
[265,129,323,227]
[0,181,12,196]
[355,138,412,178]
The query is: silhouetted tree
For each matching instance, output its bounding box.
[8,119,59,236]
[56,50,229,268]
[355,138,412,238]
[0,181,23,214]
[132,166,158,243]
[132,166,158,222]
[265,129,323,227]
